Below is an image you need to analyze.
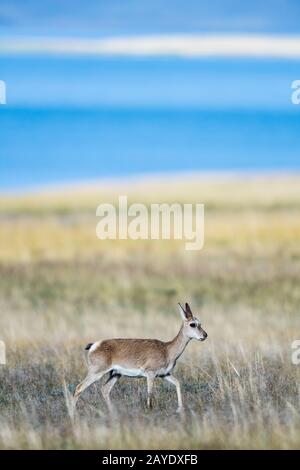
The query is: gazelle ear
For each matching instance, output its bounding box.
[185,303,193,320]
[178,303,186,320]
[178,303,189,321]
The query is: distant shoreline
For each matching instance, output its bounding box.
[1,170,300,197]
[1,34,300,59]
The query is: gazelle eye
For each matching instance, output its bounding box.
[190,323,196,328]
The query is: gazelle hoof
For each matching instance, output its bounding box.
[176,406,184,414]
[147,397,153,409]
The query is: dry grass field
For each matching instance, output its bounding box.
[0,173,300,449]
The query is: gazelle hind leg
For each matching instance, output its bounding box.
[146,372,155,409]
[72,371,106,414]
[101,373,120,412]
[164,374,184,413]
[74,372,103,399]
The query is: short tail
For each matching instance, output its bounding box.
[84,343,94,351]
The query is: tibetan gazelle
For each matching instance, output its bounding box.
[73,302,207,413]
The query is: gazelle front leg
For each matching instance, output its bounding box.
[164,374,183,413]
[146,372,155,409]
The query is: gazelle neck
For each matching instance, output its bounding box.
[167,323,191,363]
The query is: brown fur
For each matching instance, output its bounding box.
[89,338,169,372]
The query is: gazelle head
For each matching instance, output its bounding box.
[178,302,208,341]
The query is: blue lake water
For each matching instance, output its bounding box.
[0,56,299,190]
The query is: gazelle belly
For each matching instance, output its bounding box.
[113,365,145,377]
[111,362,175,378]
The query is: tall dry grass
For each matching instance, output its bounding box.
[0,174,300,449]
